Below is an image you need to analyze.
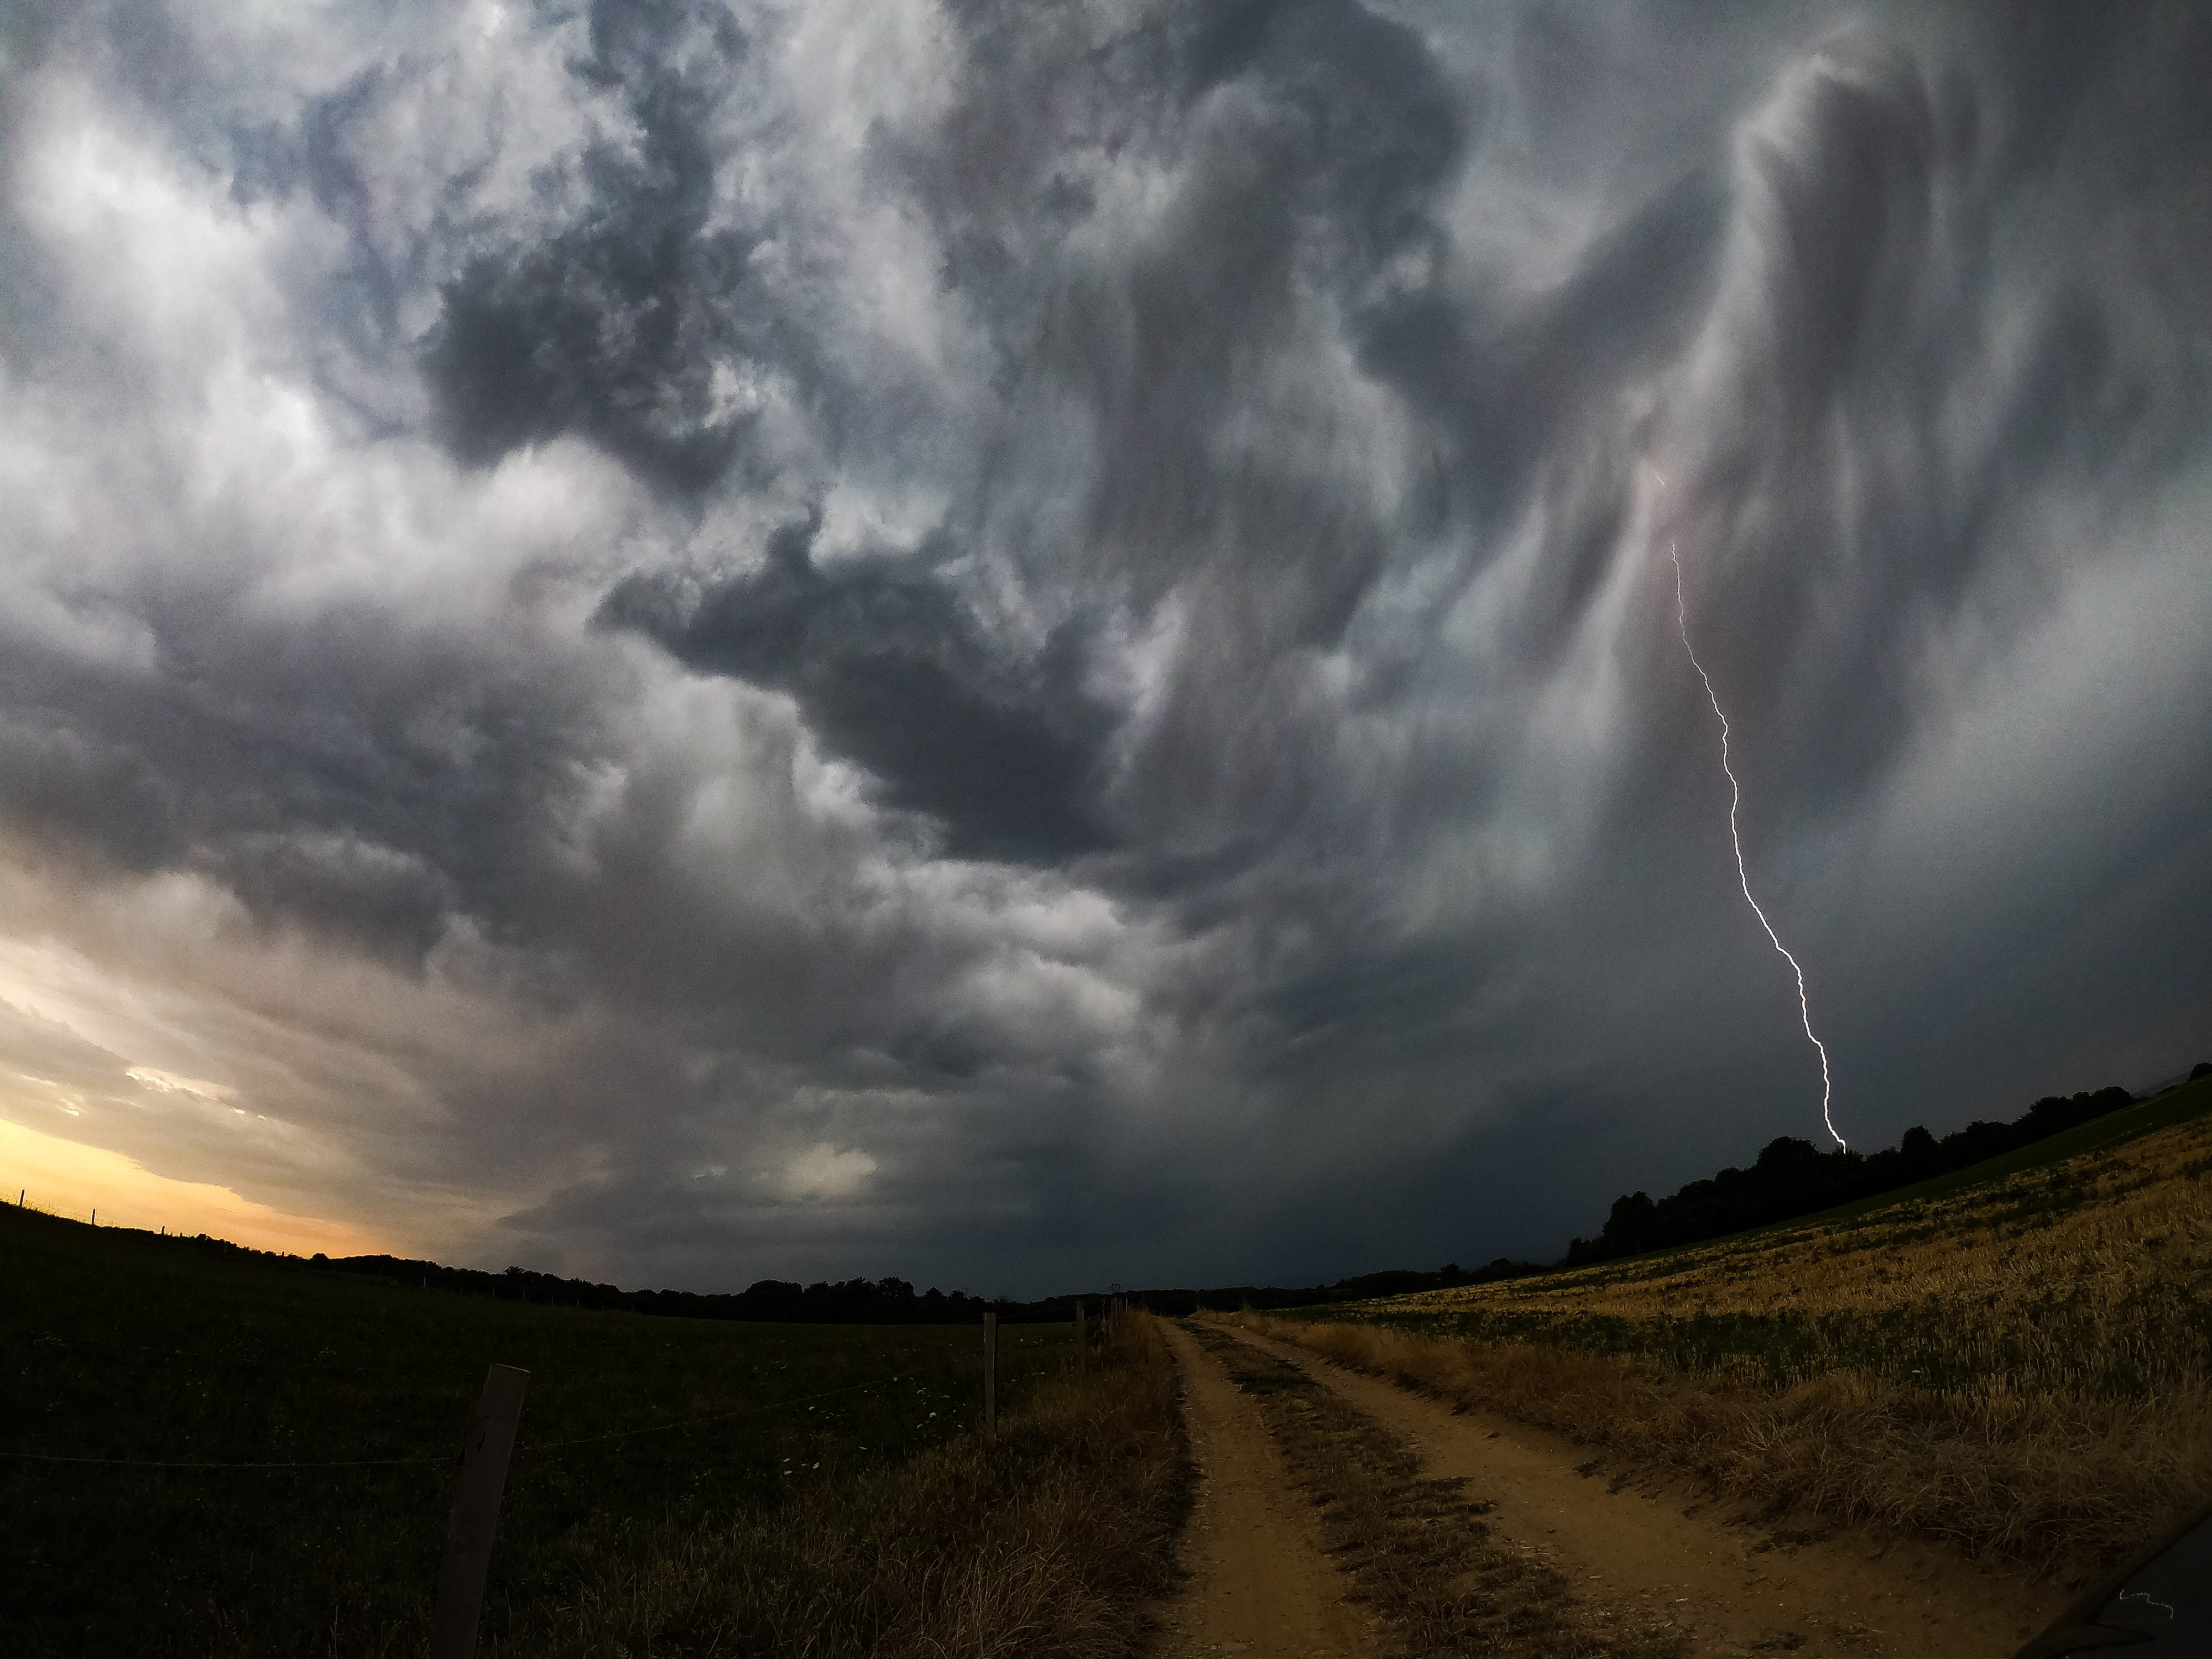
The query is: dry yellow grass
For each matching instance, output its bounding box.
[1383,1098,2212,1401]
[1253,1099,2212,1583]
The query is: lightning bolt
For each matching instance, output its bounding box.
[1653,469,1845,1150]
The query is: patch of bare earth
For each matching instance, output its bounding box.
[1215,1317,2066,1658]
[1181,1322,1688,1658]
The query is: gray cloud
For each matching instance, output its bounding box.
[421,1,767,489]
[602,512,1121,863]
[0,0,2207,1294]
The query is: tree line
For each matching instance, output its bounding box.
[1560,1083,2141,1266]
[150,1065,2205,1319]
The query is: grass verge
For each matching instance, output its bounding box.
[1190,1322,1686,1658]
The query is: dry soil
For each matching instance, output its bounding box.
[1199,1316,2069,1658]
[1156,1318,1380,1656]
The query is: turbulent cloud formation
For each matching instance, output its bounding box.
[1,1,2208,1293]
[601,512,1119,862]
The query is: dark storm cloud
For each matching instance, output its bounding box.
[1013,0,1464,604]
[422,0,779,490]
[2,0,2210,1295]
[603,514,1120,864]
[1660,7,2212,833]
[1358,164,1726,647]
[875,0,1490,895]
[0,583,602,962]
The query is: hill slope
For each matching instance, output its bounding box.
[1253,1072,2212,1580]
[1354,1070,2212,1397]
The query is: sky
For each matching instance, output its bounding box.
[1,1,2208,1297]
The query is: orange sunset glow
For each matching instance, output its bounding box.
[1,1117,392,1258]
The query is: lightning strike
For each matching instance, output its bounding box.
[1653,469,1845,1150]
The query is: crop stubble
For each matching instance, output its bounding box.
[1260,1090,2212,1582]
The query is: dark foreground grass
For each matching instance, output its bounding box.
[510,1311,1188,1657]
[1,1206,1184,1657]
[1190,1323,1686,1659]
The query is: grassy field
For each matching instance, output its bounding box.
[1,1207,1185,1657]
[1260,1073,2212,1579]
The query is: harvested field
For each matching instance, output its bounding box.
[1261,1078,2212,1583]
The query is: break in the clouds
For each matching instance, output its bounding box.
[1,1,2208,1293]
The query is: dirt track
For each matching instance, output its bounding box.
[1157,1318,1377,1655]
[1164,1317,2065,1658]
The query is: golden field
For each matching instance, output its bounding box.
[1378,1080,2212,1402]
[1258,1077,2212,1579]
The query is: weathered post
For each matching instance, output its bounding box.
[1075,1298,1087,1371]
[982,1313,998,1441]
[430,1364,530,1659]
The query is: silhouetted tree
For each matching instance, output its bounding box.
[1568,1081,2140,1265]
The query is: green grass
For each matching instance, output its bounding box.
[1,1206,1077,1657]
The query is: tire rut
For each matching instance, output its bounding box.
[1209,1317,2063,1658]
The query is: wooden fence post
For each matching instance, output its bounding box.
[1075,1299,1086,1371]
[982,1313,997,1441]
[430,1364,530,1659]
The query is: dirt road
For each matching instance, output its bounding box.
[1157,1318,1378,1656]
[1205,1317,2065,1658]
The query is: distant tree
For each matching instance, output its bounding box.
[2192,1062,2211,1083]
[1567,1078,2140,1269]
[1601,1191,1657,1255]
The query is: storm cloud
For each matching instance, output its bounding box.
[602,512,1120,862]
[1,0,2207,1293]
